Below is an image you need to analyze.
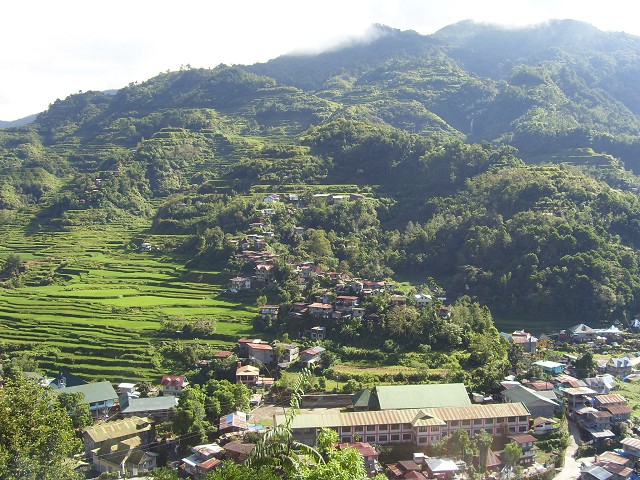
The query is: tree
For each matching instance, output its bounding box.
[475,429,493,473]
[574,351,596,378]
[450,429,471,462]
[171,385,211,445]
[2,253,24,278]
[0,376,81,479]
[504,441,522,470]
[57,391,93,431]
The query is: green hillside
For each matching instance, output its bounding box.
[2,21,640,379]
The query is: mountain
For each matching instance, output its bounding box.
[2,20,640,325]
[0,114,37,128]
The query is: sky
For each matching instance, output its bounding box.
[1,0,638,121]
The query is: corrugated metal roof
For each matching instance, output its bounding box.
[622,437,640,449]
[83,416,153,443]
[52,380,117,405]
[375,383,471,410]
[279,403,530,429]
[594,394,627,405]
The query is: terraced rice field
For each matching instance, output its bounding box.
[0,212,256,382]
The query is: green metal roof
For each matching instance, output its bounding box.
[52,380,117,405]
[502,385,558,406]
[120,395,177,413]
[352,389,375,408]
[374,383,471,410]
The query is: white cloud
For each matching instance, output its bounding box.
[1,0,638,120]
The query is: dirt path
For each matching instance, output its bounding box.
[553,421,592,480]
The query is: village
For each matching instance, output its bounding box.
[9,298,640,480]
[5,195,640,479]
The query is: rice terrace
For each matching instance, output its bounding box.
[0,211,256,382]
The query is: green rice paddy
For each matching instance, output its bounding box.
[0,212,256,382]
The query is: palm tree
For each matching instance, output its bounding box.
[246,369,323,477]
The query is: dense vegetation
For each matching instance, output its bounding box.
[3,19,640,335]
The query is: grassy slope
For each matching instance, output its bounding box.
[0,211,257,383]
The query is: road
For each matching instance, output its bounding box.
[553,421,592,480]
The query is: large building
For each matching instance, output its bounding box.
[277,402,530,446]
[353,383,472,411]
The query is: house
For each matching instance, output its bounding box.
[246,342,274,365]
[51,380,118,418]
[254,264,274,283]
[274,342,299,365]
[238,338,270,356]
[260,208,276,215]
[161,375,188,396]
[581,465,616,480]
[118,393,177,422]
[523,381,554,392]
[425,457,460,479]
[560,386,598,412]
[501,384,558,418]
[263,194,280,203]
[91,442,158,477]
[335,296,359,312]
[562,324,597,343]
[83,416,154,457]
[602,405,633,424]
[259,305,279,322]
[278,402,531,447]
[593,394,628,409]
[213,351,234,360]
[336,442,379,475]
[293,226,305,235]
[505,330,538,354]
[117,383,139,396]
[606,357,640,378]
[219,411,249,433]
[533,360,566,375]
[583,375,617,394]
[310,326,326,340]
[181,443,224,479]
[391,294,407,306]
[236,364,260,386]
[531,416,557,434]
[308,303,334,318]
[300,346,326,368]
[230,276,252,291]
[388,460,424,479]
[223,441,255,463]
[620,437,640,465]
[139,242,152,252]
[507,434,537,466]
[414,293,433,308]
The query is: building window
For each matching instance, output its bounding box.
[419,427,428,433]
[462,419,471,426]
[341,427,351,434]
[518,416,528,422]
[391,434,400,441]
[508,417,516,423]
[391,424,400,431]
[474,419,483,426]
[378,435,387,443]
[518,426,527,432]
[341,437,351,443]
[379,424,388,431]
[419,437,428,444]
[485,418,493,425]
[449,420,459,427]
[432,426,440,432]
[367,425,376,432]
[367,435,376,443]
[509,426,516,433]
[403,433,412,441]
[355,426,364,433]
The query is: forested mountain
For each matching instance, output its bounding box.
[2,20,640,325]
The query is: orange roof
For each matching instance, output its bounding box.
[161,375,187,387]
